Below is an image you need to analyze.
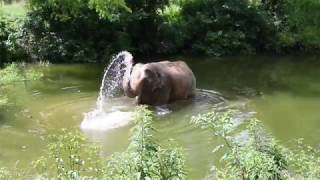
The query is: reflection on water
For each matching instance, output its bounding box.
[253,92,320,145]
[1,56,320,179]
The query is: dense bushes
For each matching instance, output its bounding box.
[11,6,118,63]
[0,15,7,63]
[0,14,26,64]
[15,0,173,63]
[1,0,320,64]
[281,0,320,51]
[23,0,277,60]
[261,0,320,52]
[178,0,276,56]
[0,2,29,64]
[18,0,278,61]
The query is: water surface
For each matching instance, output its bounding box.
[1,56,320,179]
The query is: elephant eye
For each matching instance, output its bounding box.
[152,87,159,93]
[156,72,161,78]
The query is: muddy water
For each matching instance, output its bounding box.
[1,56,320,179]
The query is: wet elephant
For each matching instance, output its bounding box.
[122,57,196,106]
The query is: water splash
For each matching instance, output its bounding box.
[81,51,134,132]
[97,51,133,111]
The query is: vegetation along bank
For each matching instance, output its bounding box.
[1,0,320,64]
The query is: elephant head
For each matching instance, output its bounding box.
[122,64,170,105]
[122,59,196,106]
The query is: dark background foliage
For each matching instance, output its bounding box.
[1,0,320,64]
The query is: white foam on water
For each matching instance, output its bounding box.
[81,51,134,132]
[155,105,172,116]
[81,110,133,131]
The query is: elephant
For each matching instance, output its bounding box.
[122,56,196,106]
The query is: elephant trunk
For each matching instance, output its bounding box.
[122,52,135,98]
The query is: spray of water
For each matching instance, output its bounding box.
[81,52,226,132]
[82,51,181,131]
[81,51,134,132]
[97,51,133,111]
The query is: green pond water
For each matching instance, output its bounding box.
[1,56,320,179]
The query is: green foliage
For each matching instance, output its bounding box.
[0,166,23,179]
[29,106,186,179]
[107,106,187,179]
[284,138,320,178]
[28,0,90,21]
[0,13,12,63]
[260,0,320,52]
[0,39,8,64]
[0,63,24,84]
[191,110,320,179]
[20,0,172,62]
[32,129,106,179]
[29,0,129,21]
[0,11,28,64]
[167,0,276,56]
[21,0,280,61]
[0,162,32,179]
[0,167,10,179]
[0,63,43,85]
[2,0,320,62]
[192,111,287,179]
[88,0,130,19]
[0,105,320,179]
[283,0,320,51]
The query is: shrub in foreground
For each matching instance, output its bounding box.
[31,106,186,179]
[33,129,106,179]
[191,110,320,179]
[107,106,187,179]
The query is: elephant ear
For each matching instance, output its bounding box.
[144,69,163,92]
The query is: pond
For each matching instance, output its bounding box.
[1,55,320,179]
